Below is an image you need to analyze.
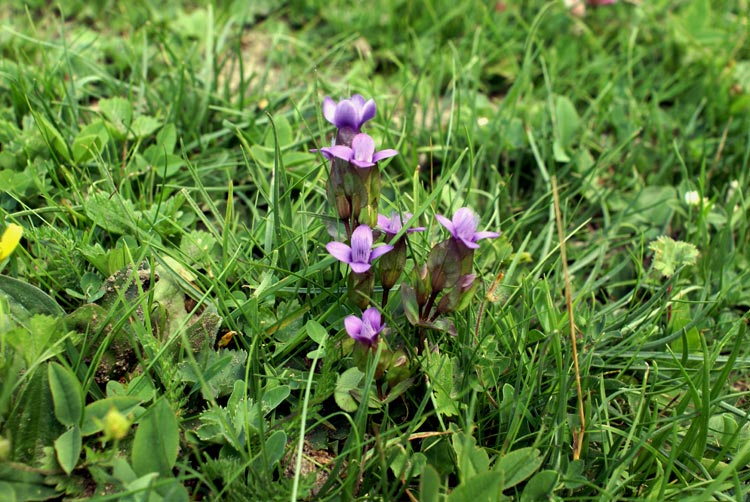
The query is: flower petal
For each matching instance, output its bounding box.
[369,244,394,262]
[372,149,398,163]
[350,159,375,169]
[361,307,382,332]
[344,315,363,338]
[377,214,393,232]
[334,100,359,130]
[350,94,366,108]
[474,231,500,242]
[326,241,353,264]
[361,99,377,125]
[435,214,456,237]
[351,134,376,163]
[322,97,337,125]
[458,237,480,249]
[452,208,479,239]
[0,223,23,261]
[350,225,374,264]
[319,145,353,162]
[350,262,372,274]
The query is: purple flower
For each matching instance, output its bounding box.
[344,307,384,347]
[377,212,426,238]
[318,133,398,168]
[435,207,500,249]
[323,94,377,132]
[326,224,394,274]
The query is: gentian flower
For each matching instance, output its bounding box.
[323,94,377,133]
[377,212,426,238]
[344,307,384,347]
[435,208,500,249]
[0,223,23,261]
[326,224,394,274]
[318,133,398,169]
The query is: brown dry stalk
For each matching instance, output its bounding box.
[551,176,586,460]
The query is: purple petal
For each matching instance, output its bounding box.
[319,145,353,162]
[350,159,375,169]
[326,241,352,264]
[351,134,376,163]
[377,214,393,232]
[474,231,500,242]
[350,94,366,108]
[334,100,359,130]
[361,307,382,332]
[350,262,372,274]
[350,225,374,264]
[369,244,394,262]
[361,99,376,125]
[372,149,398,163]
[435,214,456,237]
[344,315,363,338]
[322,97,337,125]
[458,237,480,249]
[452,208,479,239]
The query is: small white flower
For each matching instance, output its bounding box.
[477,117,489,127]
[684,191,701,206]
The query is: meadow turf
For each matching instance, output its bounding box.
[1,0,750,500]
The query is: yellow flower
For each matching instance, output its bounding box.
[0,224,23,261]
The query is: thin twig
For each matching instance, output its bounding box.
[551,176,586,460]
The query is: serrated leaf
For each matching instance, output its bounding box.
[132,398,179,477]
[130,115,162,139]
[83,192,138,235]
[648,236,699,277]
[54,426,82,475]
[99,97,132,137]
[48,363,83,426]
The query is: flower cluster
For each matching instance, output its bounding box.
[314,94,500,355]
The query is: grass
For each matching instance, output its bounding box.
[1,0,750,500]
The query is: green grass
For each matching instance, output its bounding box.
[1,0,750,500]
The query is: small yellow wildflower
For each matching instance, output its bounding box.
[0,223,23,261]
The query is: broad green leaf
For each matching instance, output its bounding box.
[54,426,82,475]
[335,367,364,412]
[447,471,503,502]
[420,464,441,502]
[252,430,287,471]
[5,368,64,465]
[0,464,59,501]
[48,363,83,426]
[132,398,179,477]
[521,470,558,501]
[34,114,70,161]
[425,352,459,417]
[306,319,328,344]
[453,430,490,480]
[72,121,108,163]
[4,315,62,367]
[555,95,580,148]
[0,275,64,320]
[494,447,543,489]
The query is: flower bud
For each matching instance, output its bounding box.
[102,407,132,442]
